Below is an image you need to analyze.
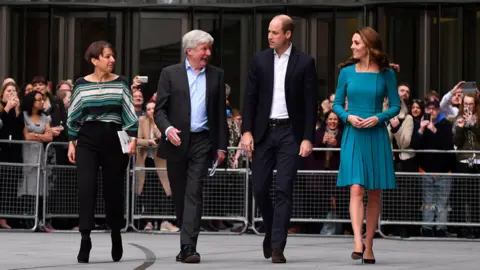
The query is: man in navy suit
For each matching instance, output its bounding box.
[241,14,318,263]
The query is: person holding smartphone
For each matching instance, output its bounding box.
[440,81,465,120]
[452,93,480,238]
[411,97,455,237]
[0,82,23,229]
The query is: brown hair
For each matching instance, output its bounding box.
[56,80,72,98]
[0,82,19,101]
[84,40,115,65]
[338,27,390,71]
[0,82,19,112]
[231,108,241,118]
[424,90,440,101]
[458,93,480,124]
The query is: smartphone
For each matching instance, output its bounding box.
[137,76,148,83]
[464,108,469,114]
[463,81,477,94]
[424,113,431,121]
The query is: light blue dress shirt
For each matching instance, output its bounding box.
[185,59,209,132]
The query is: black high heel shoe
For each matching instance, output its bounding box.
[351,243,365,263]
[77,238,92,263]
[363,253,376,264]
[111,230,123,262]
[363,245,376,264]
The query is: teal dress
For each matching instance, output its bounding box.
[332,64,400,190]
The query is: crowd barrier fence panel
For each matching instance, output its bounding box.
[379,148,480,241]
[131,146,249,234]
[251,148,374,237]
[0,140,43,231]
[43,142,130,232]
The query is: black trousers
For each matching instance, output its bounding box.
[167,131,211,247]
[251,124,300,249]
[76,122,129,231]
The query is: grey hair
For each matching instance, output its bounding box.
[225,84,231,97]
[182,30,214,53]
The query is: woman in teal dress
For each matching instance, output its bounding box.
[332,27,400,264]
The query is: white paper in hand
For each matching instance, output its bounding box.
[117,131,130,154]
[209,160,218,177]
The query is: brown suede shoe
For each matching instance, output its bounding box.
[271,248,286,263]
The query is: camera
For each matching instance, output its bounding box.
[424,113,431,121]
[137,76,148,83]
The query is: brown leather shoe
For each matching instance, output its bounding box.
[271,249,286,263]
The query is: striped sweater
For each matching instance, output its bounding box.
[67,76,138,141]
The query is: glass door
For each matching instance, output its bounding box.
[65,12,123,82]
[194,13,253,110]
[131,12,188,100]
[9,8,62,86]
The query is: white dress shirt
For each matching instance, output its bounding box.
[269,43,292,119]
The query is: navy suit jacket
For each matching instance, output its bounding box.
[241,46,318,144]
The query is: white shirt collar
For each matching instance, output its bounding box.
[274,43,293,57]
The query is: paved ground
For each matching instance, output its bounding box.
[1,232,478,270]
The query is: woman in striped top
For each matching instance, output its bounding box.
[67,40,138,264]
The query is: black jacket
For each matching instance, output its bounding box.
[154,63,228,162]
[0,106,24,163]
[411,114,455,173]
[241,46,318,144]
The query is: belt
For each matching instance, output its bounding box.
[268,118,290,126]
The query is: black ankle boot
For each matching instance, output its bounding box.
[111,230,123,262]
[77,235,92,263]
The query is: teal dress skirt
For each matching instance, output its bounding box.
[332,65,400,190]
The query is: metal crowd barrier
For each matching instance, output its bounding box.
[251,169,358,237]
[0,140,43,231]
[379,149,480,241]
[43,142,130,232]
[131,146,249,233]
[2,140,479,241]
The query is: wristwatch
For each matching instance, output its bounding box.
[69,140,77,146]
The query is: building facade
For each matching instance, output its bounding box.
[0,0,479,109]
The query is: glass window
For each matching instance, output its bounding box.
[430,7,462,95]
[138,16,183,99]
[381,7,422,98]
[10,10,59,86]
[316,19,330,97]
[220,18,252,110]
[477,9,480,83]
[334,11,363,81]
[198,15,253,110]
[74,15,117,81]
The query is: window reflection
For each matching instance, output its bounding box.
[430,7,462,94]
[198,16,252,110]
[139,18,182,99]
[316,19,330,97]
[10,12,59,85]
[477,9,480,82]
[383,8,421,98]
[334,13,362,81]
[74,16,115,81]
